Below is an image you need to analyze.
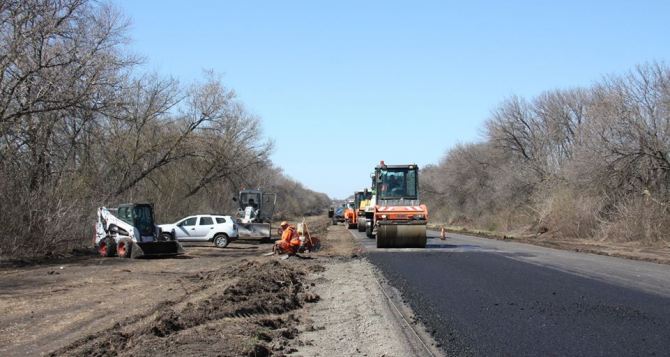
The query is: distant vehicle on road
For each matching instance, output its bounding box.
[159,215,239,248]
[331,205,345,225]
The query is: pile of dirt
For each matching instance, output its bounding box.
[51,260,322,356]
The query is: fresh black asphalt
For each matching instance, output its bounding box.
[365,243,670,356]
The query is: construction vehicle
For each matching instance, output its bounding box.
[330,203,346,225]
[366,161,428,248]
[233,189,277,240]
[343,199,357,229]
[355,189,373,232]
[95,203,184,258]
[361,174,378,233]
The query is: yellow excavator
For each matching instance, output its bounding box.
[367,161,428,248]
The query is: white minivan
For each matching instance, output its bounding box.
[159,215,239,248]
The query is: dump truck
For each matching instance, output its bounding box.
[366,161,428,248]
[95,203,184,258]
[234,189,277,241]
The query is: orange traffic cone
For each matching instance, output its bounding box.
[440,227,446,240]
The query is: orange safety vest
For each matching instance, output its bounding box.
[281,226,297,243]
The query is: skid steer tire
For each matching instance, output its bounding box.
[98,237,116,257]
[117,238,132,258]
[214,234,229,248]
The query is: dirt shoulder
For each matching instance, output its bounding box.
[1,217,436,356]
[298,224,440,357]
[0,243,274,356]
[431,224,670,265]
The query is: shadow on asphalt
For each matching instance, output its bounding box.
[425,243,481,250]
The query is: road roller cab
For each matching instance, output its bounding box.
[372,161,428,248]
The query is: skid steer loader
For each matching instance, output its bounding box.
[234,189,277,241]
[95,203,184,258]
[367,161,428,248]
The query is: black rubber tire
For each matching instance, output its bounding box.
[214,234,229,248]
[117,238,132,258]
[160,232,174,241]
[366,223,374,239]
[358,220,366,232]
[98,236,116,257]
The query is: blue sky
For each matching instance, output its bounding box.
[115,0,670,199]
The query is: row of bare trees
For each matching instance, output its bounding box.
[0,0,329,258]
[422,62,670,244]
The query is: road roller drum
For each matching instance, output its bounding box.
[376,224,427,248]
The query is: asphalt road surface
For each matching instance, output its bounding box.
[350,228,670,356]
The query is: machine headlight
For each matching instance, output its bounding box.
[381,214,387,219]
[414,214,425,220]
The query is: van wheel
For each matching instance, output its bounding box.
[160,232,174,241]
[214,234,229,248]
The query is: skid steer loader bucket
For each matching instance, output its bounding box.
[130,241,184,258]
[238,222,271,239]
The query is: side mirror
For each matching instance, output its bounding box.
[232,196,238,202]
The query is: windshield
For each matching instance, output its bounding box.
[132,205,155,236]
[377,168,418,199]
[240,192,261,209]
[354,191,371,207]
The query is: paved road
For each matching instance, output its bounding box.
[350,228,670,356]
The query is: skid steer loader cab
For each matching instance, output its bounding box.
[235,189,277,240]
[117,204,155,241]
[239,191,261,210]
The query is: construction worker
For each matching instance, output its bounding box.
[241,198,258,224]
[275,221,302,254]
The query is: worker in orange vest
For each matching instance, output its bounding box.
[275,221,302,254]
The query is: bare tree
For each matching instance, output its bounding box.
[0,1,328,258]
